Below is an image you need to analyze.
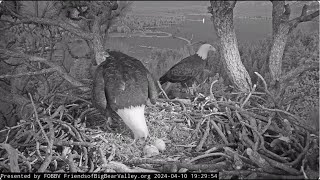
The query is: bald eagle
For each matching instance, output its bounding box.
[159,44,216,87]
[92,51,158,140]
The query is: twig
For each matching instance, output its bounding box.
[157,81,169,99]
[0,68,57,79]
[205,144,238,154]
[126,158,228,172]
[54,141,93,147]
[261,116,273,134]
[17,153,32,172]
[35,141,44,161]
[241,84,256,108]
[0,49,90,92]
[158,98,187,111]
[99,147,108,165]
[0,143,20,172]
[246,148,276,173]
[82,147,88,168]
[14,16,93,40]
[210,118,228,144]
[258,105,316,134]
[38,121,54,172]
[195,119,210,152]
[0,123,28,134]
[261,153,301,175]
[107,144,116,162]
[102,161,134,172]
[241,121,261,151]
[254,72,275,103]
[301,158,308,179]
[203,112,226,117]
[68,153,81,172]
[209,80,218,97]
[259,148,289,163]
[49,105,65,119]
[53,119,84,142]
[88,159,94,173]
[241,128,255,149]
[286,132,310,166]
[29,93,50,144]
[55,94,92,105]
[223,147,258,168]
[220,170,305,179]
[187,152,230,164]
[191,118,203,139]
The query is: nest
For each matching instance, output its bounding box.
[0,80,318,179]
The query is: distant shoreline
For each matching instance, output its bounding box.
[109,31,172,38]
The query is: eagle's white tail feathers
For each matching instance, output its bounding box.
[116,105,149,139]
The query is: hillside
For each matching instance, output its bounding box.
[131,1,319,18]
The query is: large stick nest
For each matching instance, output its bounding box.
[0,78,318,179]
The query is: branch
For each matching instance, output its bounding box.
[0,48,90,92]
[288,4,320,29]
[299,9,319,22]
[283,4,291,16]
[16,16,93,40]
[0,86,33,119]
[0,68,56,79]
[279,61,319,84]
[280,3,291,22]
[29,93,50,144]
[259,105,317,134]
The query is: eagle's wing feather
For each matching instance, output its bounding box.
[92,61,122,121]
[164,55,203,83]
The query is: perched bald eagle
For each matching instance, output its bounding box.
[159,44,216,87]
[92,51,158,140]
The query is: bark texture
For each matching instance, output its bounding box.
[209,1,252,93]
[269,1,319,86]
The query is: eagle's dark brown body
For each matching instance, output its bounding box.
[159,54,207,86]
[159,44,216,87]
[92,51,158,139]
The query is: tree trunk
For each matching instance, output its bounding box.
[269,2,290,86]
[91,6,113,65]
[269,24,290,87]
[209,1,252,93]
[269,1,319,96]
[92,32,107,65]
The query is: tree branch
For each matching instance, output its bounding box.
[16,16,93,40]
[288,4,319,29]
[281,3,291,21]
[0,48,90,92]
[299,9,319,22]
[280,61,319,84]
[0,86,33,119]
[0,68,57,79]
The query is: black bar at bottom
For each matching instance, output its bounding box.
[0,172,219,180]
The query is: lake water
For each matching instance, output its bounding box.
[109,17,318,58]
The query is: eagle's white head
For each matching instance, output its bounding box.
[196,44,216,60]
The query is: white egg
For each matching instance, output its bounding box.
[143,145,160,157]
[153,138,166,152]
